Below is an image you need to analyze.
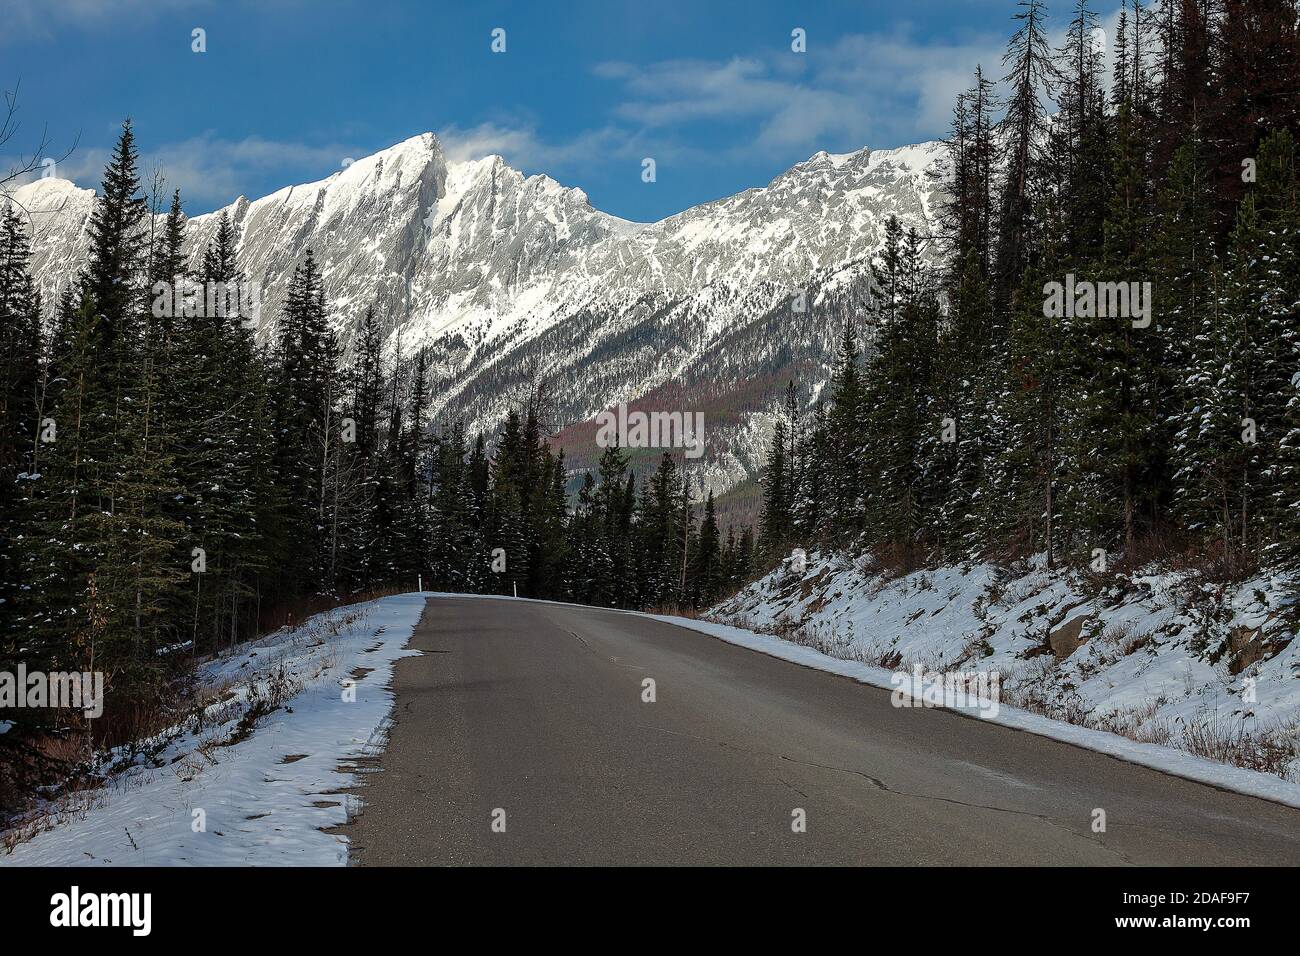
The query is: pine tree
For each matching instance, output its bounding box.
[1152,0,1214,177]
[939,67,997,273]
[994,0,1056,301]
[490,409,529,596]
[783,380,801,530]
[535,447,570,599]
[463,433,493,593]
[1000,212,1069,563]
[1052,0,1110,263]
[569,470,602,604]
[594,441,631,603]
[826,324,864,534]
[428,421,471,591]
[691,489,722,607]
[862,223,940,556]
[758,418,789,563]
[1208,0,1300,221]
[1163,136,1222,544]
[270,250,340,594]
[0,205,42,635]
[1062,98,1163,563]
[795,399,830,542]
[637,453,683,607]
[84,120,148,358]
[1176,129,1300,572]
[933,244,1000,559]
[13,122,186,702]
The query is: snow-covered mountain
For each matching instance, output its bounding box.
[12,132,945,499]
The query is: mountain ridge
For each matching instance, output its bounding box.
[11,130,946,499]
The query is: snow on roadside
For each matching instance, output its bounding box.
[704,551,1300,799]
[13,579,1296,865]
[1,593,426,866]
[651,612,1300,809]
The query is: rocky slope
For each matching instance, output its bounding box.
[711,550,1300,780]
[11,132,945,498]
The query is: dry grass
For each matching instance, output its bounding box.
[1178,713,1300,778]
[1098,620,1154,657]
[0,788,109,855]
[996,661,1299,781]
[256,583,402,635]
[644,604,702,619]
[866,540,929,579]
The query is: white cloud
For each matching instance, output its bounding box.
[8,13,1132,212]
[4,132,353,209]
[816,29,1008,143]
[419,24,1023,188]
[0,0,201,43]
[148,134,354,205]
[582,9,1135,164]
[417,27,1009,192]
[589,25,1009,161]
[438,121,625,171]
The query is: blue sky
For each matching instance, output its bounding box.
[3,0,1123,221]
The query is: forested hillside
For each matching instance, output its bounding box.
[756,0,1300,585]
[1,0,1298,769]
[0,124,752,753]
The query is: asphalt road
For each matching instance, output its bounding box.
[342,596,1300,866]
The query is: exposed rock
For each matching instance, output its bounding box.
[1227,626,1265,676]
[13,134,945,497]
[1049,614,1091,660]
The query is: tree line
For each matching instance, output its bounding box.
[0,123,753,734]
[758,0,1300,583]
[3,0,1298,739]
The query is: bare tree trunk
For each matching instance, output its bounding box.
[1124,466,1135,562]
[1045,416,1055,569]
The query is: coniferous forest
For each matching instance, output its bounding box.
[1,0,1299,750]
[760,0,1300,584]
[0,122,749,743]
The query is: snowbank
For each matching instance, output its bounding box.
[8,576,1299,866]
[706,552,1300,799]
[1,594,425,866]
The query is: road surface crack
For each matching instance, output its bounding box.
[773,752,1135,863]
[567,629,598,655]
[641,722,1135,864]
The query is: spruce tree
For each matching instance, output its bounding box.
[758,418,789,563]
[0,205,42,637]
[994,0,1055,301]
[692,489,722,607]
